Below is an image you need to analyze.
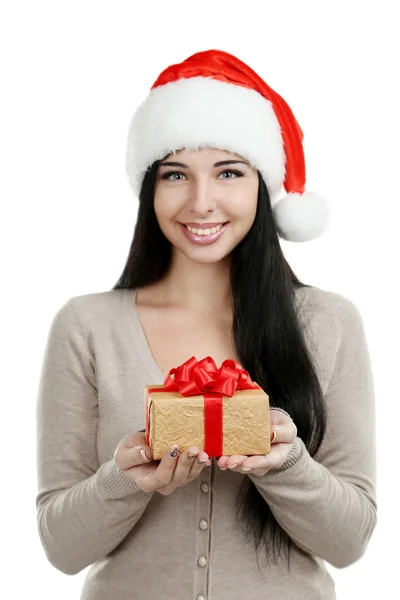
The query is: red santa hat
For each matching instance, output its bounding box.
[126,49,330,242]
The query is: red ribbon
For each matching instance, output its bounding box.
[145,356,260,457]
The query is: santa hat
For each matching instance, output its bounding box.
[125,49,330,243]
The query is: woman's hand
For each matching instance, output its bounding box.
[217,409,297,477]
[113,431,211,495]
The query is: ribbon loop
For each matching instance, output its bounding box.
[163,355,259,397]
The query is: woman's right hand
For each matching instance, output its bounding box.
[113,431,211,496]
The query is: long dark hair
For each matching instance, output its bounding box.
[112,160,327,568]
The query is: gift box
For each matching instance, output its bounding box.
[145,356,271,459]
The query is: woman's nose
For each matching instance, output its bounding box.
[187,180,217,213]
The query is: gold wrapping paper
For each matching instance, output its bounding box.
[145,385,271,459]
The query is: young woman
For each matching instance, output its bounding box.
[36,50,377,600]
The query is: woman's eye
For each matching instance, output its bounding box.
[218,169,244,179]
[161,171,185,181]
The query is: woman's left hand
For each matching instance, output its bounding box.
[217,409,297,477]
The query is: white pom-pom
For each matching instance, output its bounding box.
[272,191,330,242]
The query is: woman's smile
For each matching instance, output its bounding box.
[179,221,229,245]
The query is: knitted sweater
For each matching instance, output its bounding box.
[35,286,377,600]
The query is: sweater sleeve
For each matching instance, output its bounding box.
[35,298,153,575]
[248,296,377,569]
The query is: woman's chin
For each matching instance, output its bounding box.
[173,243,231,265]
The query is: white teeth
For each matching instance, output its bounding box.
[186,224,223,235]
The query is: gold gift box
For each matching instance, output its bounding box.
[145,384,271,460]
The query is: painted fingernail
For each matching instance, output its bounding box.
[170,445,179,458]
[228,463,238,469]
[188,449,199,459]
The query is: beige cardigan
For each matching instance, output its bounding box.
[35,286,377,600]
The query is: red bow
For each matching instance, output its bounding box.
[146,356,260,457]
[163,355,259,397]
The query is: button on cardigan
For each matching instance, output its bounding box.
[35,286,377,600]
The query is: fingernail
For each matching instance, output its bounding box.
[228,463,238,469]
[205,459,212,466]
[139,449,152,462]
[197,454,209,464]
[170,445,179,458]
[241,466,252,471]
[219,465,227,470]
[188,449,199,459]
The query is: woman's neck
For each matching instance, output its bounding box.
[150,252,233,313]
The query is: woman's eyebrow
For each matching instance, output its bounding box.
[214,159,250,167]
[159,159,250,168]
[158,161,188,168]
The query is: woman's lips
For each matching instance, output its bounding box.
[180,223,229,245]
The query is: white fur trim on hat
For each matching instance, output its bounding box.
[126,76,285,202]
[272,191,330,242]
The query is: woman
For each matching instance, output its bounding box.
[36,50,377,600]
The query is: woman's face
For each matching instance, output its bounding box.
[153,147,259,265]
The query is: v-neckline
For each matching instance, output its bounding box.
[123,288,166,385]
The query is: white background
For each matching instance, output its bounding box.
[1,0,398,598]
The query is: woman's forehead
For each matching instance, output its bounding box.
[163,147,249,164]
